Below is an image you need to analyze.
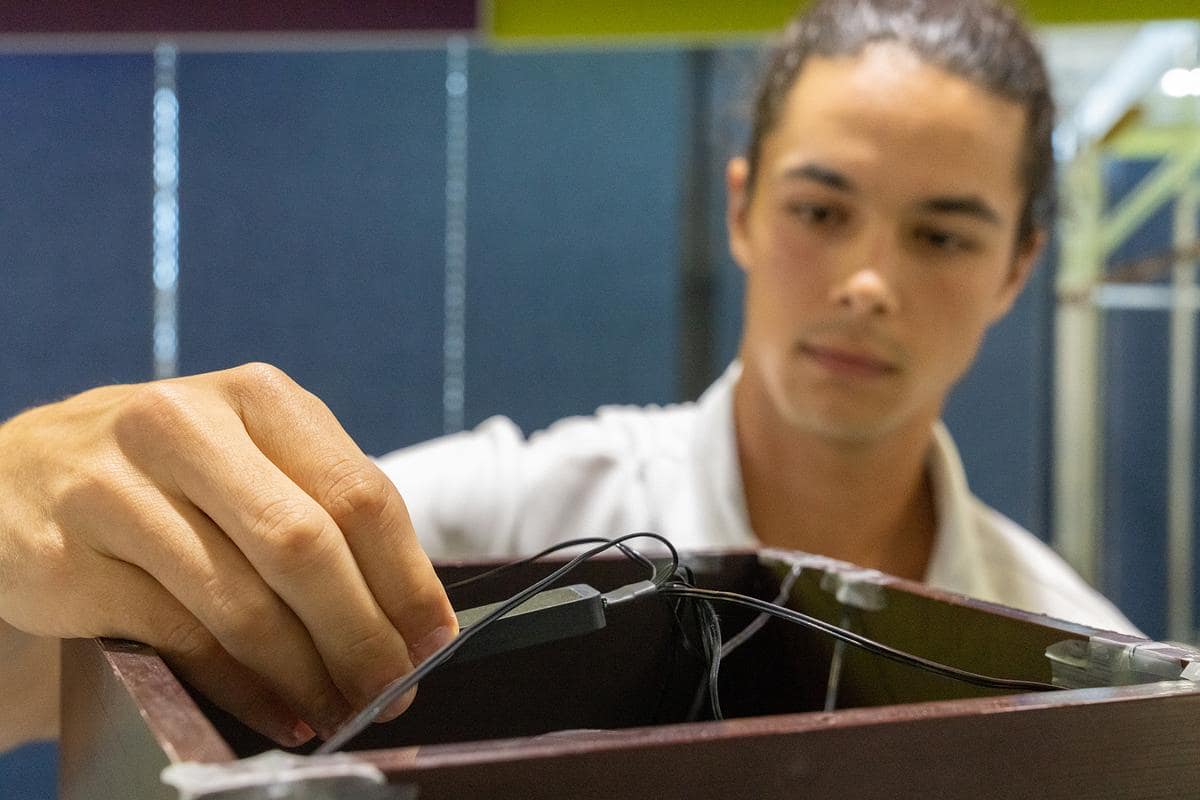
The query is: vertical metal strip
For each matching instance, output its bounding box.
[152,44,180,380]
[1054,147,1106,586]
[1168,178,1198,642]
[443,37,469,434]
[823,611,852,712]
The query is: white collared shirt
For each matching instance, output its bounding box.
[378,363,1137,635]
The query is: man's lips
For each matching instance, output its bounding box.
[798,342,899,376]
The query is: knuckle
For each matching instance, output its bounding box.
[157,617,217,662]
[338,624,403,686]
[114,382,194,446]
[249,497,334,573]
[406,579,454,618]
[205,580,273,644]
[55,466,144,531]
[22,531,74,597]
[230,362,301,405]
[319,460,392,522]
[234,361,288,387]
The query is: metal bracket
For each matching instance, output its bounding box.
[161,750,416,800]
[758,550,890,712]
[818,568,888,613]
[1045,636,1200,689]
[758,549,890,613]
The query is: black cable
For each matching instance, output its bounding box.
[684,597,725,721]
[651,563,706,725]
[316,532,680,754]
[657,584,1059,693]
[705,604,723,718]
[443,536,660,591]
[321,532,1053,753]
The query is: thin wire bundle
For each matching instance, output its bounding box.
[443,536,663,591]
[316,533,1057,754]
[656,583,1058,694]
[315,532,678,754]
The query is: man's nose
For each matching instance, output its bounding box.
[830,229,900,316]
[831,267,899,316]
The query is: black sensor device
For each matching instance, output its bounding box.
[450,584,607,664]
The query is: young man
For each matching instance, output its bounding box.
[0,0,1134,755]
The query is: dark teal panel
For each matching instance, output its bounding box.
[1103,310,1169,639]
[944,256,1056,538]
[0,54,154,423]
[0,740,56,800]
[176,50,446,456]
[1104,158,1177,280]
[1096,158,1198,639]
[463,48,685,433]
[708,46,758,377]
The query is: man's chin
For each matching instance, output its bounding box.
[780,407,901,446]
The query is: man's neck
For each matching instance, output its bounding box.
[733,369,938,581]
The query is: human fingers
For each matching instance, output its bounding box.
[118,373,420,720]
[81,482,353,739]
[227,367,457,707]
[88,555,315,748]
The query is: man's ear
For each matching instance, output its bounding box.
[726,157,754,273]
[989,228,1046,322]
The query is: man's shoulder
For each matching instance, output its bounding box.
[524,362,741,465]
[526,400,698,462]
[967,500,1139,635]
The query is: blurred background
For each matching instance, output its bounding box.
[1,1,1198,794]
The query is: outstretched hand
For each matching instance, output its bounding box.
[0,363,457,746]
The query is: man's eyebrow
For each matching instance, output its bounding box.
[919,196,1003,226]
[779,162,856,192]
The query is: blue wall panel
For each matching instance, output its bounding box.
[463,49,685,433]
[1097,158,1199,639]
[176,51,446,456]
[0,54,154,422]
[943,258,1056,537]
[1103,311,1170,638]
[0,49,152,800]
[0,740,56,800]
[708,47,758,378]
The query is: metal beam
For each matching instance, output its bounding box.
[1055,147,1107,584]
[1100,135,1200,258]
[1168,179,1199,642]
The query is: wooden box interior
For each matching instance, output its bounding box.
[60,549,1200,799]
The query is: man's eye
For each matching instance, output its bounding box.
[916,227,975,253]
[786,203,845,226]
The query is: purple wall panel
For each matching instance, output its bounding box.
[0,2,476,34]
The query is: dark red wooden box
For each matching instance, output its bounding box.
[60,549,1200,799]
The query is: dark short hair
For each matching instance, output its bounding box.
[747,0,1054,246]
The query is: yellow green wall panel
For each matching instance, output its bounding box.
[1023,0,1199,24]
[487,1,802,44]
[487,1,1200,43]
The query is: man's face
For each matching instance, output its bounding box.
[728,42,1041,444]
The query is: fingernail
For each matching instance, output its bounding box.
[289,720,316,746]
[276,719,315,748]
[316,718,346,743]
[409,625,456,666]
[375,686,417,723]
[315,703,354,743]
[372,627,456,724]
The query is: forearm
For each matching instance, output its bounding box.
[0,619,59,752]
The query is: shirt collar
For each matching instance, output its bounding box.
[688,360,756,548]
[923,421,986,593]
[696,362,981,586]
